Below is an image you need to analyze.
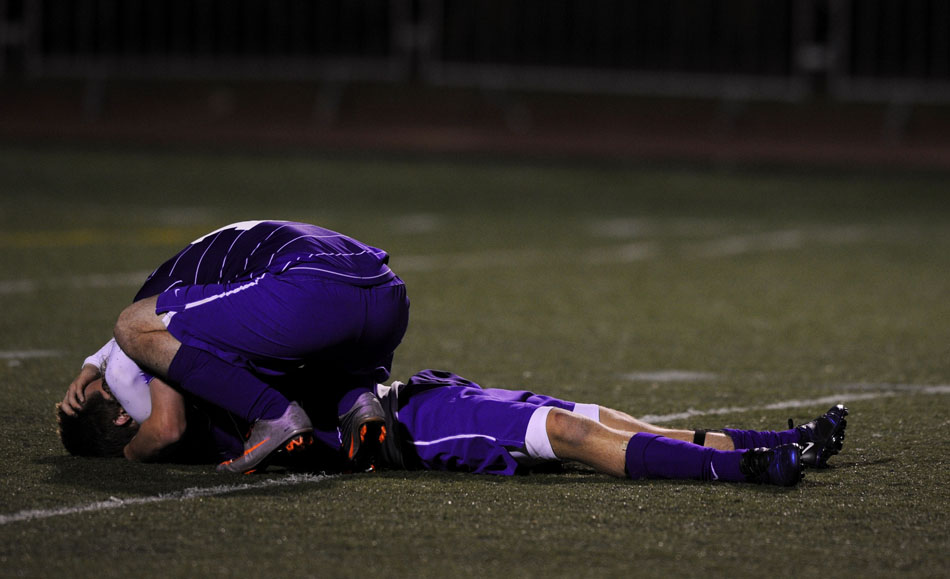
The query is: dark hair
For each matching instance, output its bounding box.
[57,393,138,457]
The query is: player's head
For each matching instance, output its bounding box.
[57,379,139,457]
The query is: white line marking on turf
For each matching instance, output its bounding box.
[686,227,868,258]
[584,242,658,264]
[0,473,335,525]
[638,384,949,424]
[66,272,151,289]
[689,230,805,257]
[0,350,62,360]
[397,248,551,272]
[0,279,38,294]
[391,213,444,234]
[394,226,871,272]
[0,272,150,295]
[4,383,946,525]
[622,371,718,382]
[0,225,867,290]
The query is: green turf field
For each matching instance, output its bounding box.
[0,146,947,578]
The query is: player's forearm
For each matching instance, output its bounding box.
[123,418,184,461]
[124,377,187,461]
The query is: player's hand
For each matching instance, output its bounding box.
[61,364,104,416]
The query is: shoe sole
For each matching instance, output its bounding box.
[345,418,387,473]
[813,407,849,467]
[790,446,805,486]
[797,405,848,468]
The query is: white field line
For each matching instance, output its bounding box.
[0,473,335,526]
[0,272,150,295]
[398,226,867,271]
[0,350,62,360]
[396,247,552,272]
[638,384,950,424]
[0,279,38,294]
[1,384,946,525]
[686,227,869,258]
[390,213,444,234]
[622,370,718,382]
[0,226,870,290]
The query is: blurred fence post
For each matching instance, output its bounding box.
[418,0,813,102]
[17,0,415,83]
[827,0,950,104]
[5,0,950,109]
[0,0,34,76]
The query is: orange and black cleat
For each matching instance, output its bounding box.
[339,391,387,472]
[217,402,314,474]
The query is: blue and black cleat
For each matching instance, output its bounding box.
[740,443,805,487]
[790,404,848,468]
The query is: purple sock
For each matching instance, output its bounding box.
[167,344,289,422]
[625,433,746,482]
[722,428,800,450]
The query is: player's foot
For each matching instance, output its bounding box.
[339,391,387,472]
[790,404,848,468]
[217,402,314,474]
[739,444,804,486]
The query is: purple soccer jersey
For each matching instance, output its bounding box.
[134,220,395,300]
[126,220,409,424]
[376,370,577,475]
[137,220,407,378]
[191,369,578,468]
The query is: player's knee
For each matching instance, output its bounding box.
[546,408,593,454]
[113,299,157,354]
[113,305,136,351]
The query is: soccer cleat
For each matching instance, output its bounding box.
[790,404,848,468]
[217,402,314,474]
[740,443,804,487]
[339,391,387,472]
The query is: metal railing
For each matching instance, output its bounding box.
[418,0,814,101]
[828,0,950,103]
[16,0,414,82]
[2,0,948,105]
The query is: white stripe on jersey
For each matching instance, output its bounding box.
[191,220,270,244]
[180,275,265,310]
[410,433,498,446]
[282,265,393,282]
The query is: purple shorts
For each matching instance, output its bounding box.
[156,268,409,386]
[385,370,577,475]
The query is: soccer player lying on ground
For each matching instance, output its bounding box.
[58,361,848,487]
[59,220,410,474]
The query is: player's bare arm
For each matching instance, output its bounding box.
[61,364,110,417]
[123,378,186,461]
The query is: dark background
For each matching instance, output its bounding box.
[2,0,949,169]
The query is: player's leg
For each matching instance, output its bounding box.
[724,404,848,468]
[597,406,735,450]
[390,377,800,485]
[146,272,406,472]
[541,408,629,477]
[478,391,738,470]
[114,295,292,424]
[595,404,848,467]
[544,409,803,486]
[114,297,180,377]
[115,293,313,474]
[334,277,410,471]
